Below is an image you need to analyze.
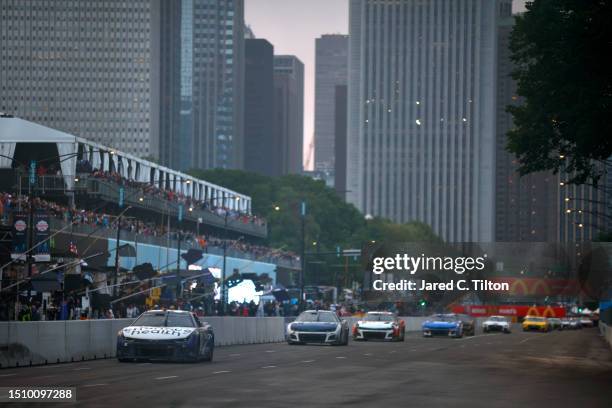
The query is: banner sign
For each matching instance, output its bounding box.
[11,213,28,260]
[451,304,566,318]
[33,212,51,262]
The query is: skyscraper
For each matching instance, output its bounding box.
[158,0,244,171]
[495,14,558,242]
[314,35,349,175]
[347,0,511,242]
[274,55,304,175]
[244,39,277,177]
[0,0,160,157]
[334,85,348,199]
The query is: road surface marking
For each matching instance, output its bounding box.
[457,334,500,341]
[213,370,231,374]
[155,375,178,380]
[411,349,417,352]
[138,363,152,366]
[73,367,91,371]
[229,354,241,357]
[84,384,108,388]
[335,356,347,359]
[301,360,315,363]
[389,350,397,354]
[38,364,72,369]
[261,365,276,369]
[0,373,16,377]
[265,350,276,353]
[363,353,373,356]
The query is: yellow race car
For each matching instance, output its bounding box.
[522,316,550,332]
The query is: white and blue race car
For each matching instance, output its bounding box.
[117,310,214,362]
[286,310,349,345]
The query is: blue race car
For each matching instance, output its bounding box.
[286,310,349,345]
[117,310,214,362]
[422,314,463,338]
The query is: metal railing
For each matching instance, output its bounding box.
[85,178,267,238]
[16,175,267,238]
[49,218,300,270]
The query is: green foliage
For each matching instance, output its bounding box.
[507,0,612,185]
[188,168,441,252]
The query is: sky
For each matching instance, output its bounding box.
[245,0,528,170]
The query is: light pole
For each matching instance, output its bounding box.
[274,201,307,311]
[209,195,240,315]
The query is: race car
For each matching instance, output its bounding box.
[522,316,550,332]
[117,310,214,362]
[286,310,349,345]
[482,315,511,333]
[457,314,476,336]
[560,317,583,330]
[547,318,562,330]
[352,311,405,341]
[422,314,463,338]
[579,316,594,327]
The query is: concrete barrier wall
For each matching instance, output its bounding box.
[601,323,612,350]
[2,316,442,368]
[0,317,288,368]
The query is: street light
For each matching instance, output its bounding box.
[208,195,240,315]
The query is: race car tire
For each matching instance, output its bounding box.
[483,327,488,333]
[202,343,214,362]
[118,358,131,363]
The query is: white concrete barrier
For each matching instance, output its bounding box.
[601,322,612,350]
[2,316,442,368]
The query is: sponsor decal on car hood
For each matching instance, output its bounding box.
[122,326,195,340]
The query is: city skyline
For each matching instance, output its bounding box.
[245,0,529,170]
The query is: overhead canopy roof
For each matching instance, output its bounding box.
[0,116,77,143]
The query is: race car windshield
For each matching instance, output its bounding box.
[364,314,394,322]
[296,312,337,323]
[489,317,505,322]
[525,317,546,322]
[132,313,195,328]
[431,315,457,322]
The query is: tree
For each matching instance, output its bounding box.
[507,0,612,186]
[188,168,441,252]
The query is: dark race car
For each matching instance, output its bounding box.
[286,310,349,345]
[117,310,214,362]
[457,313,476,336]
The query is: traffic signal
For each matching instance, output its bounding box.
[419,299,427,307]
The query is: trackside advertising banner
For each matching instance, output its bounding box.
[450,304,566,318]
[33,212,51,262]
[11,213,27,261]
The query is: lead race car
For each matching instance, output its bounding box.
[286,310,349,345]
[117,310,214,362]
[352,311,405,341]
